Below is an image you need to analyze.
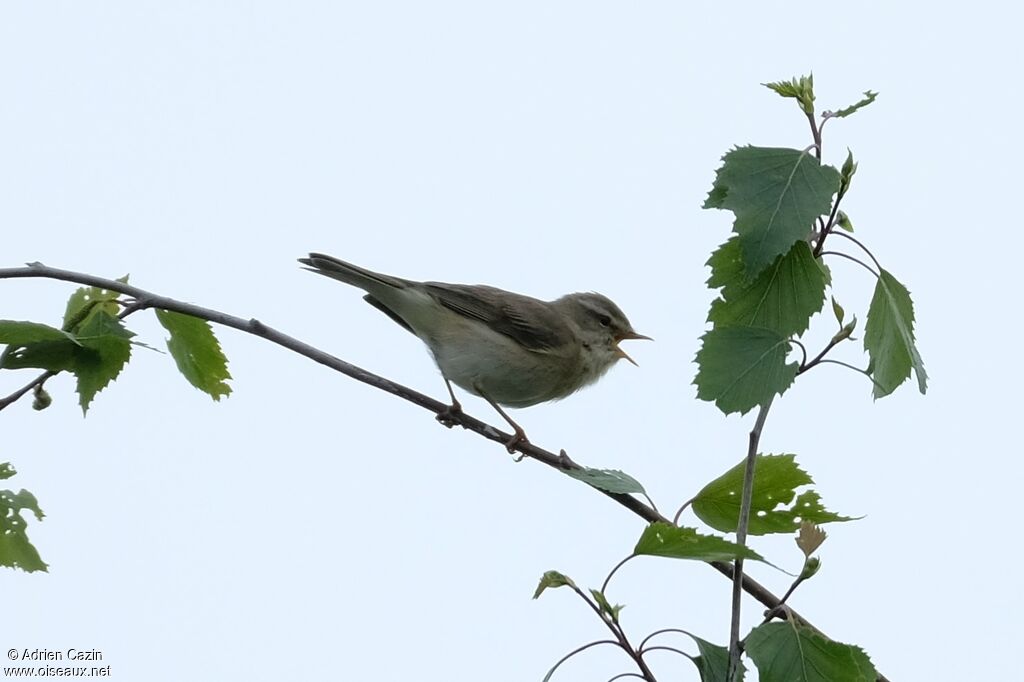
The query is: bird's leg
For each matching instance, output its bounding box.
[435,377,464,429]
[478,390,529,455]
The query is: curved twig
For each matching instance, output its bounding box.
[543,639,622,682]
[600,555,636,595]
[638,628,694,652]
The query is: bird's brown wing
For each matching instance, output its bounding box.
[423,283,570,352]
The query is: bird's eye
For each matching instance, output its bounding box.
[598,314,612,327]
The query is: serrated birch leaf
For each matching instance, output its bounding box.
[692,454,855,535]
[694,327,797,415]
[746,622,876,682]
[703,146,840,277]
[708,241,827,336]
[864,269,927,397]
[156,310,232,400]
[634,522,764,563]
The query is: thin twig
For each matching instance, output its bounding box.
[805,112,822,160]
[797,336,845,375]
[572,586,658,682]
[0,263,891,682]
[813,192,845,257]
[727,399,773,681]
[0,371,55,411]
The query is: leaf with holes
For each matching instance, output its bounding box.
[0,321,79,346]
[704,146,840,277]
[62,277,127,331]
[691,454,855,535]
[0,321,81,372]
[694,326,797,415]
[746,622,877,681]
[634,522,765,563]
[0,465,47,573]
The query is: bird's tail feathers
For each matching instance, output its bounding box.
[298,253,408,292]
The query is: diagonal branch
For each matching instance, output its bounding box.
[0,262,888,682]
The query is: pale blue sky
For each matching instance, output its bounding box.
[2,2,1019,680]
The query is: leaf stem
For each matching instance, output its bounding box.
[601,555,636,595]
[671,497,695,526]
[638,628,695,652]
[727,398,773,681]
[818,250,880,278]
[828,230,884,272]
[0,371,55,411]
[542,639,622,682]
[815,359,888,393]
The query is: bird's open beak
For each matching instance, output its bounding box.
[615,331,653,367]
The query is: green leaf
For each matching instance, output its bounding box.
[156,310,232,401]
[830,90,878,119]
[73,312,134,414]
[694,327,797,415]
[532,570,576,599]
[0,467,47,572]
[831,297,845,327]
[864,269,927,397]
[589,589,624,620]
[689,634,740,682]
[0,321,78,346]
[839,150,858,199]
[62,279,126,331]
[746,622,877,682]
[0,463,16,481]
[633,522,765,563]
[836,211,854,232]
[0,313,135,412]
[763,74,816,115]
[703,147,841,277]
[564,467,645,495]
[708,241,828,336]
[692,454,855,535]
[0,340,79,372]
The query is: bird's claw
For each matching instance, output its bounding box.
[507,431,529,459]
[435,402,464,429]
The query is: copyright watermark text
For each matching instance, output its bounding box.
[4,649,110,677]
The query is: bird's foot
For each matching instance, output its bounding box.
[507,428,530,459]
[436,401,464,429]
